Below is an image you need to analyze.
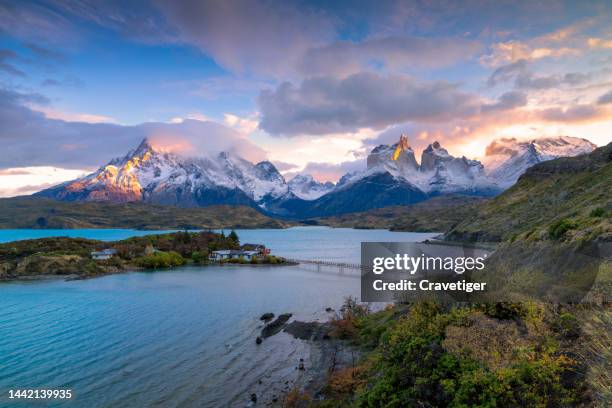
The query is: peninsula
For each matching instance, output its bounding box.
[0,230,287,281]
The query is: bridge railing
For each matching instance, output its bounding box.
[285,258,362,271]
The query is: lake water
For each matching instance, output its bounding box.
[0,227,436,407]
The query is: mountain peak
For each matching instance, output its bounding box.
[482,136,597,188]
[287,173,334,200]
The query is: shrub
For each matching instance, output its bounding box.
[478,302,528,320]
[552,312,581,339]
[548,219,577,240]
[191,251,208,263]
[265,255,279,264]
[589,207,605,217]
[331,296,371,339]
[136,251,185,268]
[354,303,581,408]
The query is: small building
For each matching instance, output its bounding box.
[91,248,117,260]
[211,249,262,261]
[240,244,270,255]
[210,250,232,261]
[240,250,260,260]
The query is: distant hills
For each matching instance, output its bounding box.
[0,197,288,230]
[309,195,487,232]
[35,135,596,218]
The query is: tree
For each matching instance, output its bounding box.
[229,230,239,245]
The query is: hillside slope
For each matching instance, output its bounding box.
[445,143,611,243]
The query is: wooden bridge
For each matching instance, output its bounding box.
[286,258,362,272]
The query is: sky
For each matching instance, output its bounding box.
[1,0,612,196]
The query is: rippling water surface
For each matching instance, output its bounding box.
[0,227,436,407]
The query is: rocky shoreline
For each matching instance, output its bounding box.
[250,310,360,407]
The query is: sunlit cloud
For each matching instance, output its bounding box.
[0,166,89,197]
[32,106,117,124]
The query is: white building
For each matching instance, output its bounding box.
[211,250,260,261]
[91,248,117,260]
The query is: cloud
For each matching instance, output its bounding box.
[487,59,594,90]
[0,166,89,197]
[0,1,77,44]
[288,159,366,183]
[223,113,259,134]
[258,72,481,136]
[0,49,25,77]
[479,20,599,68]
[155,0,335,77]
[481,40,579,67]
[41,75,83,88]
[270,160,299,172]
[32,106,117,124]
[298,36,481,77]
[597,89,612,105]
[537,104,604,122]
[24,42,65,62]
[0,88,266,169]
[481,91,527,113]
[588,37,612,49]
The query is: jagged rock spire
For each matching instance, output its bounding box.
[392,133,410,161]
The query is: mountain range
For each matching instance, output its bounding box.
[37,135,596,218]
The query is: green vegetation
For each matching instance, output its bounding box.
[292,300,593,408]
[548,218,577,240]
[445,143,611,243]
[220,254,285,265]
[135,251,185,268]
[310,195,487,232]
[0,196,289,230]
[229,229,240,244]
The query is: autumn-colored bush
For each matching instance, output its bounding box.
[283,387,312,408]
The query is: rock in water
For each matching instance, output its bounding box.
[261,313,292,338]
[259,312,274,322]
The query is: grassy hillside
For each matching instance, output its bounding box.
[309,195,487,232]
[445,143,611,243]
[0,196,289,230]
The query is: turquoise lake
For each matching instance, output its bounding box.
[0,227,436,407]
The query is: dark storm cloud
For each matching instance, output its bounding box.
[258,73,481,136]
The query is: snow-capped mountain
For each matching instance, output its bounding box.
[482,136,597,188]
[37,135,597,218]
[287,174,334,200]
[339,138,496,196]
[298,135,596,217]
[38,139,294,209]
